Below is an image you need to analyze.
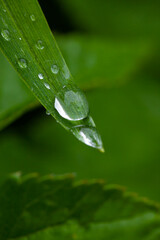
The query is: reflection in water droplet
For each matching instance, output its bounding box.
[18,58,27,68]
[46,110,51,115]
[51,64,59,74]
[36,40,44,50]
[30,14,36,21]
[54,86,89,121]
[1,29,10,41]
[38,73,44,79]
[71,126,104,150]
[44,83,50,89]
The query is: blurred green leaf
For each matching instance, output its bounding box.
[0,35,152,130]
[0,173,159,240]
[58,0,160,40]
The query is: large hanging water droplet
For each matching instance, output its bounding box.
[18,58,28,68]
[1,29,10,41]
[71,126,104,151]
[38,73,44,79]
[54,86,89,121]
[30,14,36,21]
[36,40,44,50]
[51,64,59,74]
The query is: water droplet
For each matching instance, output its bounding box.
[1,29,10,41]
[19,37,22,40]
[63,65,70,79]
[38,73,44,79]
[36,40,44,50]
[3,9,6,12]
[54,86,89,121]
[51,64,59,74]
[46,110,51,115]
[44,83,50,89]
[18,58,27,68]
[30,14,36,21]
[71,126,103,150]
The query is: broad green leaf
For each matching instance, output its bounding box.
[58,0,160,40]
[0,0,103,150]
[0,35,152,130]
[0,173,159,240]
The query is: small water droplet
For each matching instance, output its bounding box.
[18,58,27,68]
[36,40,44,50]
[19,37,22,40]
[63,64,70,79]
[30,14,36,21]
[54,86,89,121]
[44,83,50,89]
[1,29,10,41]
[71,126,103,150]
[38,73,44,79]
[51,64,59,74]
[3,9,6,12]
[46,110,51,115]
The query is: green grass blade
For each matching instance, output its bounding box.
[0,0,103,151]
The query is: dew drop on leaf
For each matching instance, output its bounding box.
[54,86,89,121]
[51,64,59,74]
[36,40,44,50]
[63,64,70,79]
[1,29,10,41]
[30,14,36,21]
[38,73,44,79]
[18,58,28,68]
[44,83,50,89]
[46,110,51,115]
[71,126,104,150]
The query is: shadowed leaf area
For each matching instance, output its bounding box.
[0,174,160,240]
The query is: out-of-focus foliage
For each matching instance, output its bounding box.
[58,0,160,41]
[0,173,160,240]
